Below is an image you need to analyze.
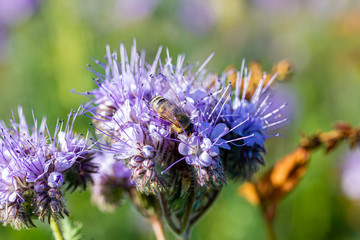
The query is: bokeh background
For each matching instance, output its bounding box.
[1,0,360,239]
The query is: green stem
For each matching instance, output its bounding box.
[189,190,219,226]
[179,186,197,235]
[181,227,191,240]
[265,218,276,240]
[50,218,65,240]
[159,192,181,233]
[260,203,276,240]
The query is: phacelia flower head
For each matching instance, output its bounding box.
[84,40,287,195]
[0,107,96,229]
[222,60,288,179]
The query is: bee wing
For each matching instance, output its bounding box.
[159,103,183,126]
[151,74,182,105]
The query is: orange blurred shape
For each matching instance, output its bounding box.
[271,59,293,81]
[238,182,260,205]
[270,147,309,191]
[238,147,309,207]
[334,10,360,37]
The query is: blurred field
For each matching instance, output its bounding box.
[1,0,360,239]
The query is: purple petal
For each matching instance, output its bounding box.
[200,138,212,150]
[208,146,219,157]
[210,123,228,140]
[8,192,17,202]
[179,142,193,156]
[199,151,212,167]
[199,121,211,135]
[245,132,265,147]
[53,154,77,172]
[216,138,231,150]
[185,155,197,165]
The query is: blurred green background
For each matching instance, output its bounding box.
[1,0,360,239]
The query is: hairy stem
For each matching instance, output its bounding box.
[179,186,197,235]
[50,218,65,240]
[189,190,220,226]
[159,192,181,233]
[181,227,191,240]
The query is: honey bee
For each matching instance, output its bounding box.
[150,96,193,134]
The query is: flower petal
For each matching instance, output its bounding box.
[200,121,211,135]
[186,155,197,165]
[208,146,220,157]
[200,138,212,150]
[210,123,228,140]
[199,151,212,167]
[179,142,193,156]
[215,138,231,150]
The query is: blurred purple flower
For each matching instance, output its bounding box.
[267,84,298,124]
[113,0,159,24]
[0,0,38,26]
[91,152,133,212]
[0,0,38,59]
[250,0,350,18]
[342,148,360,200]
[178,0,217,33]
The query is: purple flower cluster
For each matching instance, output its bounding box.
[0,107,96,229]
[85,40,287,193]
[91,152,133,212]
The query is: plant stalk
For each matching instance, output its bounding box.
[50,218,65,240]
[150,215,167,240]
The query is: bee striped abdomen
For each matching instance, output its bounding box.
[150,96,193,134]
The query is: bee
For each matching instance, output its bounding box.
[150,96,193,134]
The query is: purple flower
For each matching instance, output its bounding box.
[178,123,230,168]
[178,0,217,34]
[91,152,133,212]
[0,0,39,60]
[0,0,38,26]
[342,148,360,200]
[221,60,287,179]
[0,107,95,229]
[113,0,159,25]
[176,122,229,186]
[84,40,287,194]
